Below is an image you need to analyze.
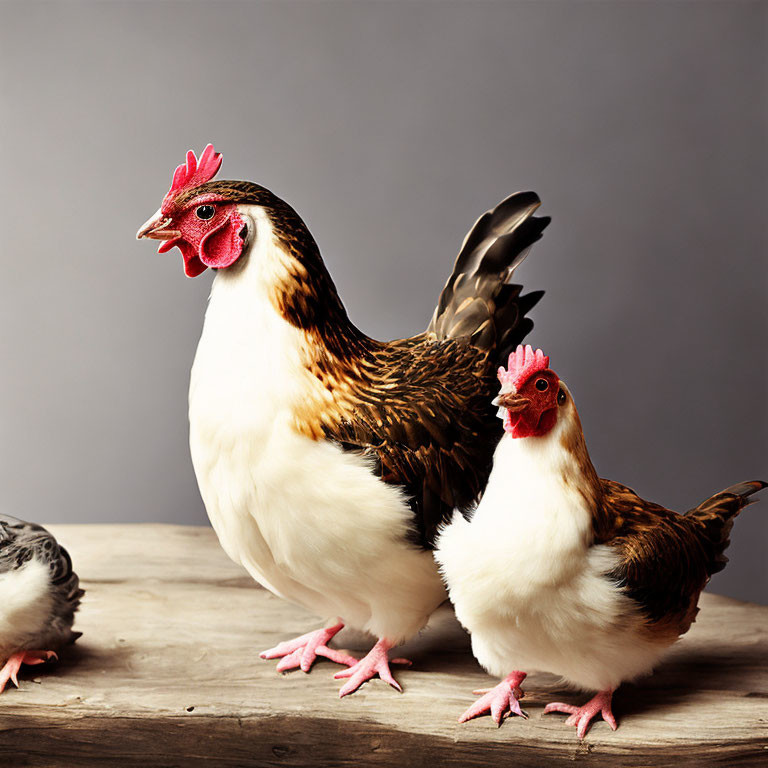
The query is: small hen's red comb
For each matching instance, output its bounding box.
[498,344,550,391]
[161,144,222,212]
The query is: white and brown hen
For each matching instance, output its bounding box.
[436,345,765,737]
[137,145,549,695]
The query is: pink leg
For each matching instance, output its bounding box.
[260,622,359,673]
[544,689,618,739]
[0,650,58,694]
[333,638,412,697]
[458,671,528,726]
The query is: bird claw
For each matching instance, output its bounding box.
[260,623,358,673]
[334,639,410,697]
[21,650,58,665]
[459,672,528,725]
[544,690,617,739]
[0,650,58,694]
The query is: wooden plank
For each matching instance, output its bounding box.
[0,524,765,767]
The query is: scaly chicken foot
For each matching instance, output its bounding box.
[458,670,528,725]
[0,650,58,693]
[334,638,411,697]
[260,622,358,673]
[544,689,617,739]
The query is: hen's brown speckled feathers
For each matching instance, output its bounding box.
[186,182,548,547]
[322,334,502,546]
[598,479,766,636]
[324,195,547,546]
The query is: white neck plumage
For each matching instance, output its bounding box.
[189,205,309,426]
[207,205,284,305]
[503,403,586,479]
[475,392,601,534]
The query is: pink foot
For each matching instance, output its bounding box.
[0,650,58,693]
[458,671,528,725]
[333,638,411,697]
[544,689,618,739]
[260,623,358,673]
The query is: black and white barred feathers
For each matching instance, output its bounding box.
[0,514,83,671]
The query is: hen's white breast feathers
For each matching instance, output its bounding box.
[188,207,446,643]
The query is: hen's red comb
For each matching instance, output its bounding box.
[498,344,550,391]
[161,144,222,212]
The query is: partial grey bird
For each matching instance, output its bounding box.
[0,514,83,692]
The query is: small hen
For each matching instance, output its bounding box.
[436,345,765,738]
[0,514,83,692]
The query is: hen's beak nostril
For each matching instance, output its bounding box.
[136,214,182,241]
[495,393,530,412]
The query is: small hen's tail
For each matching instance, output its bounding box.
[427,191,550,364]
[685,480,766,575]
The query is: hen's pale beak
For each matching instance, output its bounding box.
[136,212,181,241]
[492,393,530,412]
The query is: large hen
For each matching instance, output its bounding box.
[137,145,549,695]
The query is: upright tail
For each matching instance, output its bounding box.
[427,191,550,364]
[685,480,766,575]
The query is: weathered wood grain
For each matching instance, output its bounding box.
[0,524,765,767]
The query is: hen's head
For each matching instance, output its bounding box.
[136,144,263,277]
[493,345,569,438]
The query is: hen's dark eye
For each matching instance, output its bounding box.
[195,204,215,220]
[535,378,549,391]
[557,388,566,405]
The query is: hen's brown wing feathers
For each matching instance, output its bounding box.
[683,480,767,575]
[326,337,499,547]
[318,193,549,547]
[599,479,765,633]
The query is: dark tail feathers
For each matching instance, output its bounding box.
[685,480,766,575]
[427,191,549,364]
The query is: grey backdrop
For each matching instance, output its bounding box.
[0,1,765,603]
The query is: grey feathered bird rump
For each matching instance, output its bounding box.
[0,514,83,657]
